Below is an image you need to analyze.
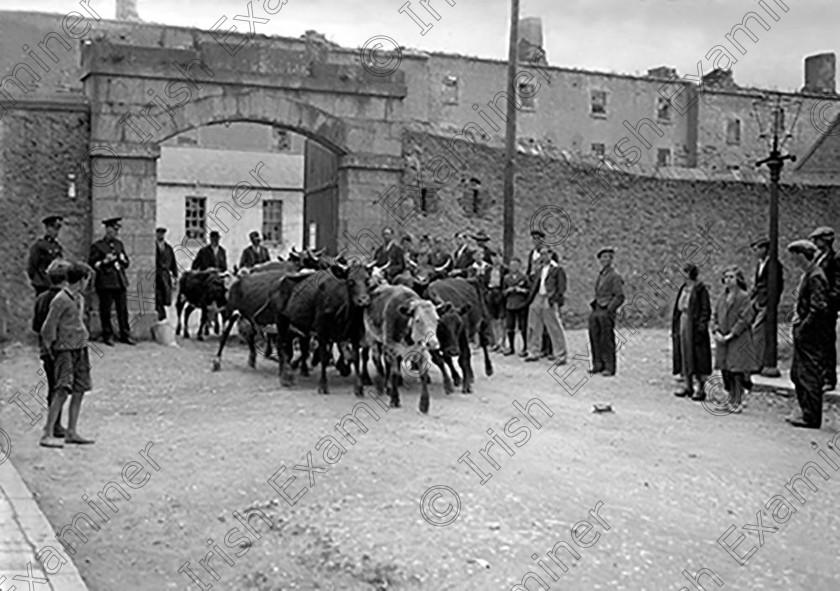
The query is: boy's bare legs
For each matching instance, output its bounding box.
[40,389,68,448]
[65,392,95,445]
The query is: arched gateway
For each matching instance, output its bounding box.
[81,38,406,335]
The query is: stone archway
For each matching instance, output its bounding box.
[81,38,407,336]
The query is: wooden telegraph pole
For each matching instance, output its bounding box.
[502,0,520,263]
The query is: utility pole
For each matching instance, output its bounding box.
[502,0,520,263]
[755,106,796,377]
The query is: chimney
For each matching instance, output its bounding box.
[518,17,546,64]
[116,0,141,21]
[647,66,678,80]
[802,53,836,95]
[702,68,737,90]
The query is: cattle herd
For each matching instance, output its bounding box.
[174,250,495,413]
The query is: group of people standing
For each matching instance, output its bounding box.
[671,228,837,428]
[370,226,627,374]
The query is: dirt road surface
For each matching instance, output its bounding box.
[2,329,839,590]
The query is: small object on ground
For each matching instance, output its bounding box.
[488,522,501,530]
[592,404,613,413]
[467,558,491,569]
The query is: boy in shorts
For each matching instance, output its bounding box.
[40,262,96,448]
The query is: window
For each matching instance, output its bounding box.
[263,200,283,244]
[442,75,459,105]
[657,97,672,122]
[417,187,439,214]
[726,119,741,145]
[591,143,605,157]
[273,129,290,151]
[656,149,671,167]
[176,135,198,146]
[184,196,206,240]
[461,178,483,217]
[590,90,607,116]
[518,80,537,110]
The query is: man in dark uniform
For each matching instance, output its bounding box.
[372,227,405,283]
[193,230,228,271]
[89,217,134,346]
[27,215,65,295]
[155,227,178,322]
[239,231,270,269]
[451,232,474,275]
[809,226,838,390]
[786,239,830,429]
[748,236,784,376]
[588,246,625,376]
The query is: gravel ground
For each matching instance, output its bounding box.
[2,328,840,591]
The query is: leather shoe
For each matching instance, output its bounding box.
[120,336,136,345]
[588,368,603,375]
[53,425,67,438]
[103,337,115,346]
[785,417,820,429]
[524,355,541,362]
[690,392,706,401]
[602,371,615,377]
[674,390,692,398]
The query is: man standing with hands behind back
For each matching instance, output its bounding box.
[89,217,134,346]
[588,246,625,376]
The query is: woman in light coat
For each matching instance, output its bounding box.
[713,266,757,413]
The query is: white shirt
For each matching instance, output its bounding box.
[757,257,767,278]
[539,261,556,296]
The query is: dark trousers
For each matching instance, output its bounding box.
[505,307,528,351]
[34,285,50,297]
[41,354,63,430]
[825,311,837,387]
[721,370,748,405]
[791,336,825,426]
[588,306,616,373]
[98,288,130,340]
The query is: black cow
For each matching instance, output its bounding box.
[273,262,372,395]
[175,270,229,341]
[427,277,494,393]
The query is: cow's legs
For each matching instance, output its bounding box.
[299,336,310,378]
[419,370,431,414]
[213,311,240,372]
[277,320,295,387]
[317,339,330,394]
[352,342,364,397]
[183,304,198,340]
[480,321,494,377]
[445,355,461,387]
[247,322,258,369]
[460,338,474,394]
[360,346,373,386]
[175,293,185,336]
[197,307,208,342]
[387,353,401,408]
[430,350,454,395]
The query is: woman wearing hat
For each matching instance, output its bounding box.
[712,266,756,412]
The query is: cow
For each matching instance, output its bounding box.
[212,263,302,372]
[272,262,372,395]
[427,277,495,393]
[362,284,447,413]
[175,270,229,340]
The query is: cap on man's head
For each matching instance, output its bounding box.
[597,246,616,258]
[808,226,835,241]
[42,214,63,226]
[209,230,221,239]
[156,227,167,234]
[249,231,261,239]
[472,230,491,243]
[102,217,122,228]
[750,236,769,248]
[531,229,545,239]
[787,239,819,256]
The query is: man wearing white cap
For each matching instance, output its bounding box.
[786,239,829,429]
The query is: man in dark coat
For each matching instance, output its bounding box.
[193,230,228,272]
[588,246,625,376]
[786,239,830,429]
[155,227,178,321]
[809,226,838,390]
[27,215,65,295]
[428,237,453,280]
[451,232,474,274]
[748,236,784,376]
[525,230,544,278]
[240,231,271,270]
[372,227,406,283]
[671,263,712,399]
[89,217,134,345]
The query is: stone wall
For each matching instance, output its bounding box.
[392,130,840,330]
[0,101,92,342]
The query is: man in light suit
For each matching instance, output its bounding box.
[524,246,567,363]
[588,246,625,376]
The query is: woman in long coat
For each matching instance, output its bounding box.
[713,266,757,413]
[672,263,712,399]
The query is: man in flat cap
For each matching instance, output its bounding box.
[27,215,65,295]
[155,228,178,322]
[471,230,494,264]
[89,217,134,345]
[786,239,829,428]
[748,235,784,376]
[239,231,270,270]
[809,226,839,390]
[588,246,625,376]
[193,230,228,272]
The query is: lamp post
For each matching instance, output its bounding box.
[502,0,519,264]
[754,97,799,376]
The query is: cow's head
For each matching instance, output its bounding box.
[436,303,471,358]
[207,272,230,309]
[330,261,372,307]
[398,298,444,351]
[413,265,434,287]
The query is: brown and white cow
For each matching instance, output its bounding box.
[362,284,448,413]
